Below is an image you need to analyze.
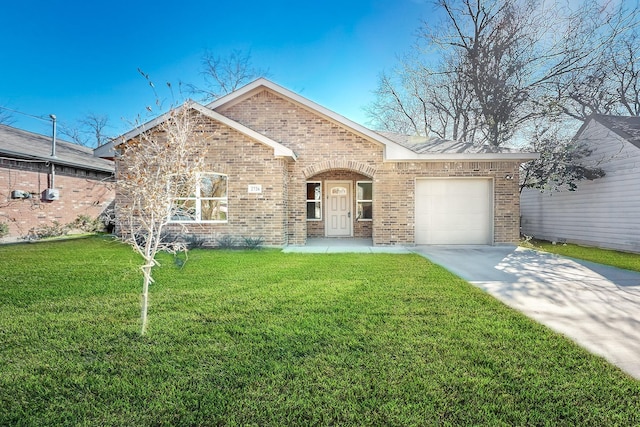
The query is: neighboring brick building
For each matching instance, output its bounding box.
[96,79,536,247]
[0,124,114,241]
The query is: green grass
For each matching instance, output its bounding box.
[1,237,639,426]
[522,239,640,272]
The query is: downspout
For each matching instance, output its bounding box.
[50,114,57,188]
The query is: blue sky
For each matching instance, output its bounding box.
[1,0,434,140]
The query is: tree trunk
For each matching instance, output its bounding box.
[140,262,153,335]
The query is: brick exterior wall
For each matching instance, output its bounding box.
[305,170,373,238]
[113,88,524,247]
[217,89,523,246]
[0,159,114,240]
[117,116,292,247]
[219,90,383,245]
[373,161,521,245]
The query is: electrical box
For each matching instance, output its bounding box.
[43,188,60,201]
[11,190,30,199]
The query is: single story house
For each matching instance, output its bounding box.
[96,78,537,247]
[521,115,640,253]
[0,124,115,241]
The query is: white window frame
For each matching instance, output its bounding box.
[356,181,373,221]
[306,181,322,221]
[170,173,228,223]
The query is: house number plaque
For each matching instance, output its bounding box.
[248,184,262,194]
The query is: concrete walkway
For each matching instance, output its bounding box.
[413,245,640,380]
[282,238,411,254]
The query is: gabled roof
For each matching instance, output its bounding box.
[94,101,296,160]
[0,124,114,173]
[208,78,537,161]
[586,114,640,149]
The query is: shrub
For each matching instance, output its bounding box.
[243,236,263,250]
[163,233,206,250]
[26,221,70,240]
[72,215,105,233]
[182,234,207,249]
[0,222,8,238]
[216,235,237,249]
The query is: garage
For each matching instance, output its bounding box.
[415,178,493,245]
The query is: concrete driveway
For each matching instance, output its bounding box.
[412,245,640,380]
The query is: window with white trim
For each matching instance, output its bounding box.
[356,181,373,220]
[171,173,228,222]
[306,181,322,220]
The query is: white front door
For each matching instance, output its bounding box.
[326,181,352,237]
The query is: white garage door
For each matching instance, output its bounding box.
[415,178,493,245]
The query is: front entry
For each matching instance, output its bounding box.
[326,181,352,237]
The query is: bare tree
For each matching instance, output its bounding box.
[60,113,112,147]
[428,0,615,146]
[553,1,640,119]
[369,0,637,143]
[370,0,541,144]
[615,33,640,116]
[366,49,480,141]
[367,0,637,191]
[117,104,206,335]
[185,49,270,102]
[366,71,431,137]
[427,57,479,142]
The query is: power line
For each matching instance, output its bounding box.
[0,105,52,123]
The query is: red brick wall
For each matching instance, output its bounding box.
[0,160,114,240]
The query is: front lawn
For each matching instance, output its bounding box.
[1,237,638,426]
[522,239,640,272]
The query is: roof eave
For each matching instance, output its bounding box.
[97,100,297,161]
[0,149,115,173]
[387,152,540,161]
[93,142,117,158]
[189,103,297,161]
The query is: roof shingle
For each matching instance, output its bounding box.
[0,124,114,173]
[591,115,640,149]
[374,130,519,155]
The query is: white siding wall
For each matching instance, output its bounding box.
[521,120,640,253]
